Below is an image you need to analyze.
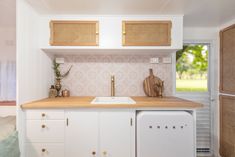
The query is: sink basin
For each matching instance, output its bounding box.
[91,97,136,104]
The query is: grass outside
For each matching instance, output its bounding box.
[176,79,207,92]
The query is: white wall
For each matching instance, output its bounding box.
[17,0,54,156]
[17,0,53,106]
[183,27,218,41]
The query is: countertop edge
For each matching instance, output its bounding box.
[21,96,203,109]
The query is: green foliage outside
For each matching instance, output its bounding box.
[176,45,208,92]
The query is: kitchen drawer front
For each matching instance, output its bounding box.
[26,120,65,143]
[26,110,65,120]
[26,143,64,157]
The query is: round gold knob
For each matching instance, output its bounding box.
[92,151,96,155]
[41,124,46,128]
[41,148,46,152]
[103,151,107,156]
[41,113,46,117]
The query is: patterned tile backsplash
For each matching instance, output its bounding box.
[58,54,173,96]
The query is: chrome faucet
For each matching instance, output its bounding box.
[111,75,115,97]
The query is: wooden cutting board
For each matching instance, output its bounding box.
[143,69,161,97]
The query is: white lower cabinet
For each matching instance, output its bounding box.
[26,143,64,157]
[26,120,65,143]
[25,109,196,157]
[65,110,135,157]
[99,112,134,157]
[65,111,99,157]
[25,110,65,157]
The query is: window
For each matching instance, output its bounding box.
[176,44,208,92]
[0,61,16,101]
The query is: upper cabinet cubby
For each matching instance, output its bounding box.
[41,16,183,54]
[122,21,172,46]
[50,21,99,46]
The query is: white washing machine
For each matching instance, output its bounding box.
[137,111,195,157]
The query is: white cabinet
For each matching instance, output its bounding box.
[26,110,64,120]
[25,109,135,157]
[65,110,135,157]
[26,120,65,143]
[100,112,134,157]
[40,16,183,54]
[65,111,99,157]
[24,109,195,157]
[25,110,65,157]
[26,143,64,157]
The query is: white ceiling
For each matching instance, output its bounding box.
[0,0,16,27]
[1,0,235,27]
[25,0,235,27]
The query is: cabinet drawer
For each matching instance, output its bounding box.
[26,110,64,120]
[26,143,64,157]
[26,120,65,143]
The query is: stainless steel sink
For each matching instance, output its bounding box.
[91,97,136,104]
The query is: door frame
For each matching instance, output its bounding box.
[172,39,218,157]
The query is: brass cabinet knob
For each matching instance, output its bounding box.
[41,124,46,128]
[103,151,107,156]
[92,151,96,155]
[41,113,46,117]
[41,148,46,152]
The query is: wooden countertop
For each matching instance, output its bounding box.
[21,96,203,109]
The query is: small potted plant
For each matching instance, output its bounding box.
[53,59,72,97]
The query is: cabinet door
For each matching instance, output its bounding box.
[50,21,99,46]
[122,21,172,46]
[65,111,99,157]
[220,24,235,94]
[100,111,135,157]
[220,96,235,157]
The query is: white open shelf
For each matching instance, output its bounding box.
[41,46,178,56]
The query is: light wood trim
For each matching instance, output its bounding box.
[122,20,172,46]
[220,24,235,94]
[50,20,99,46]
[21,96,203,109]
